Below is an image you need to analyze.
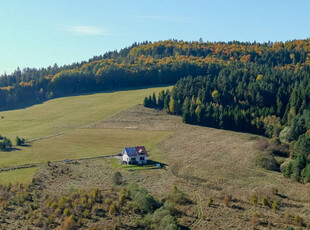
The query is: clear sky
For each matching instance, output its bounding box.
[1,0,310,74]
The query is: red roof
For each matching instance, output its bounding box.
[135,146,148,156]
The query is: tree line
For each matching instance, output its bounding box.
[1,39,310,110]
[144,60,310,182]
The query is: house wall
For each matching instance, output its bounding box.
[122,149,148,164]
[122,153,128,162]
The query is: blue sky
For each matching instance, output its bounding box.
[1,0,310,74]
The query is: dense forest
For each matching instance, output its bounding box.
[141,40,310,183]
[2,39,310,182]
[2,39,310,109]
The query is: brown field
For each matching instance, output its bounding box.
[26,105,310,229]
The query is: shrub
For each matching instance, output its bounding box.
[127,183,160,213]
[207,197,213,207]
[282,161,293,178]
[91,188,101,203]
[63,208,70,216]
[0,136,12,151]
[104,198,112,206]
[62,215,76,230]
[83,209,91,218]
[92,204,105,217]
[112,172,123,185]
[163,201,178,216]
[255,151,279,171]
[109,203,117,216]
[261,197,269,208]
[137,207,178,230]
[223,195,231,207]
[272,200,278,212]
[167,186,190,205]
[15,136,25,146]
[294,215,303,226]
[251,194,258,206]
[151,207,178,230]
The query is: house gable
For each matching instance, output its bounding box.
[122,146,148,165]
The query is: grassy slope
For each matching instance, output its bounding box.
[0,86,171,182]
[0,167,39,184]
[0,86,170,140]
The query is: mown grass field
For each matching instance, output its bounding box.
[0,86,170,140]
[0,167,39,184]
[0,86,171,183]
[0,129,170,168]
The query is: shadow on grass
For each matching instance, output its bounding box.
[1,147,21,152]
[1,143,32,152]
[231,204,244,210]
[0,84,172,112]
[111,158,167,171]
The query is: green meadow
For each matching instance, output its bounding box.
[0,86,171,183]
[0,86,170,140]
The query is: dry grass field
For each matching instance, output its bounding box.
[26,105,310,229]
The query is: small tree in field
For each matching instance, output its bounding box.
[112,172,123,185]
[15,136,25,146]
[0,136,12,151]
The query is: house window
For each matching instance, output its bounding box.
[131,157,136,161]
[140,157,144,161]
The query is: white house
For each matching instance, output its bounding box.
[122,146,148,165]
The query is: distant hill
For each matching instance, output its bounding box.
[1,39,310,111]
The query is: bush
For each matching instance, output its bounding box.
[108,203,117,216]
[167,186,190,205]
[104,198,112,206]
[127,183,160,213]
[261,197,269,208]
[163,201,178,216]
[15,136,25,146]
[63,208,70,216]
[62,215,76,230]
[207,197,213,207]
[294,215,303,226]
[250,194,258,206]
[272,200,278,212]
[112,172,123,185]
[223,195,231,207]
[301,164,310,183]
[137,207,178,230]
[0,136,12,151]
[282,161,293,178]
[255,151,279,171]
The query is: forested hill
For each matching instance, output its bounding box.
[1,39,310,111]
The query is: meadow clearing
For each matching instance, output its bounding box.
[0,86,171,182]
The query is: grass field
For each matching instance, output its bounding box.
[0,86,171,182]
[0,128,170,168]
[0,86,170,140]
[0,167,39,184]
